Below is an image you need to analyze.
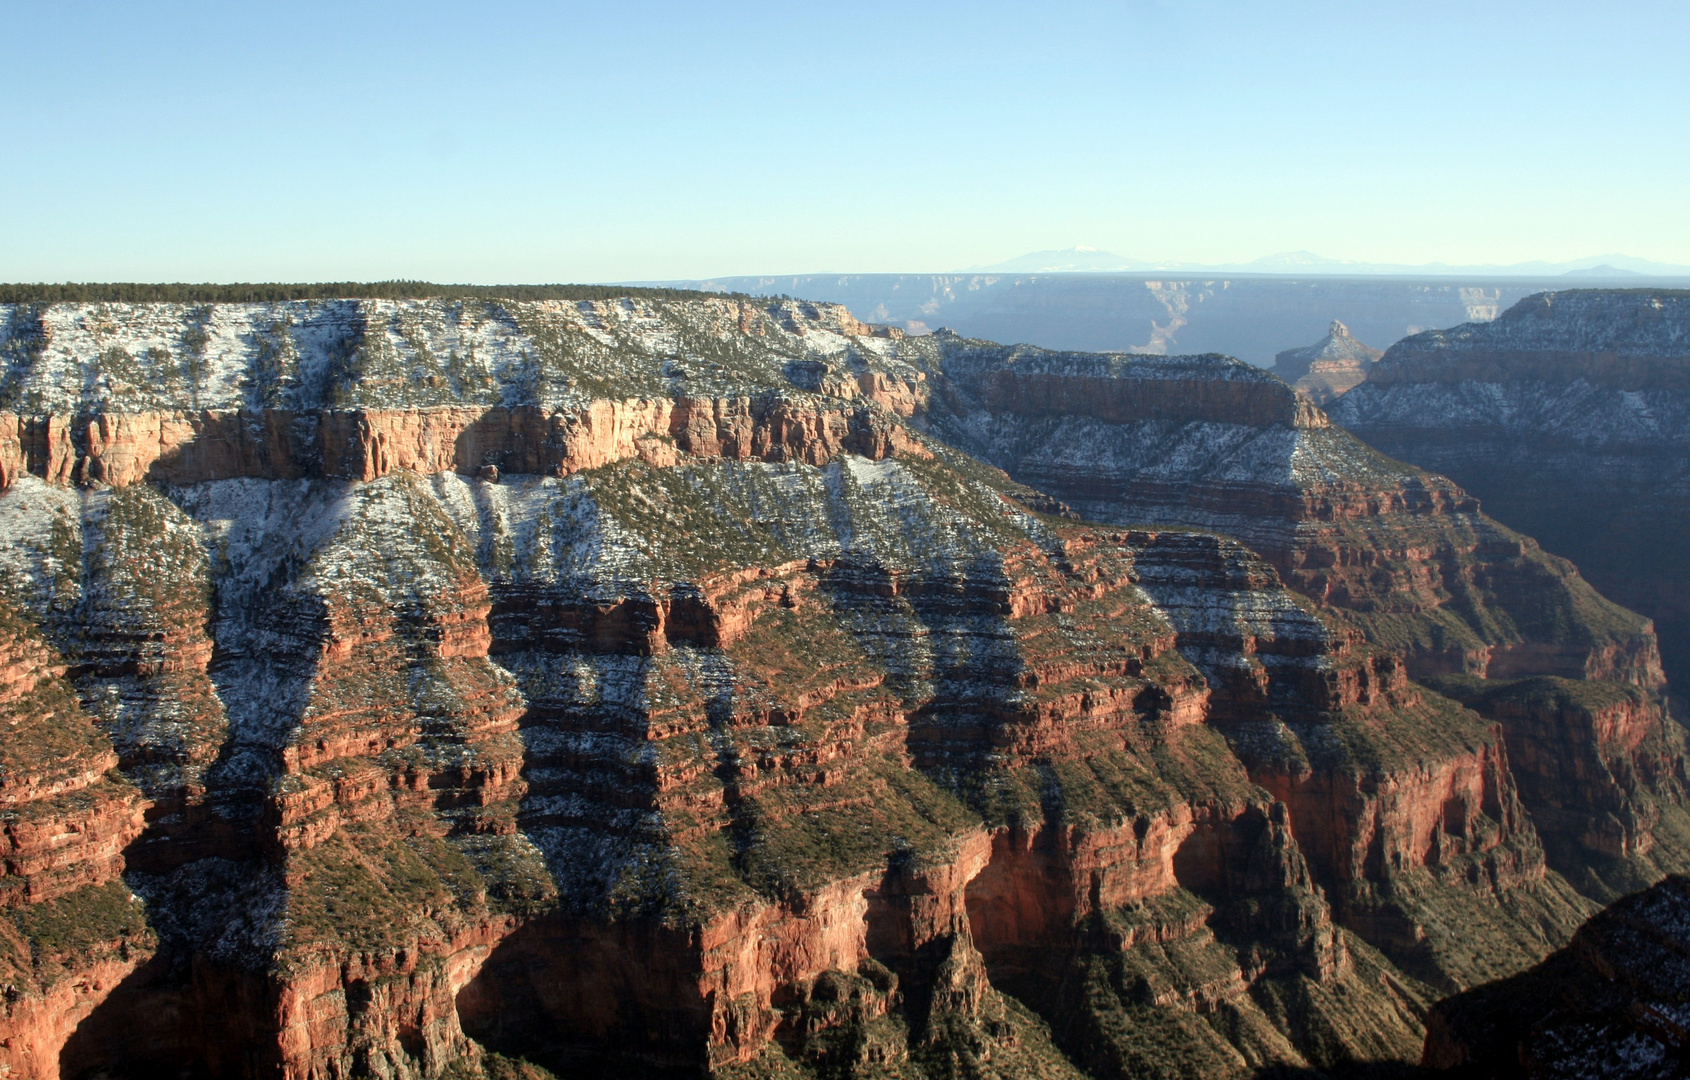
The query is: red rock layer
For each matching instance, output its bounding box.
[63,486,240,874]
[0,395,926,493]
[965,797,1344,975]
[1115,526,1596,992]
[927,345,1666,693]
[803,526,1430,1067]
[266,482,532,1076]
[1,417,74,488]
[30,488,1507,1077]
[1428,676,1690,865]
[1259,713,1528,886]
[459,835,1002,1073]
[4,413,1657,1078]
[0,611,145,908]
[1285,506,1666,690]
[0,604,150,1080]
[0,420,19,490]
[1273,320,1384,405]
[452,549,1025,1073]
[453,521,1420,1074]
[48,475,535,1080]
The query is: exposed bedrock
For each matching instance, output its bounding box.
[965,800,1341,988]
[0,295,1679,1079]
[1424,674,1690,899]
[30,473,537,1080]
[922,332,1666,691]
[456,834,996,1075]
[34,459,1435,1077]
[1118,525,1599,992]
[965,798,1431,1078]
[1359,289,1690,391]
[1246,712,1597,994]
[57,927,508,1080]
[1334,288,1690,692]
[0,395,926,493]
[1271,320,1384,406]
[0,603,151,1080]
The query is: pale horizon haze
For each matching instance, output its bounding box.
[2,0,1686,283]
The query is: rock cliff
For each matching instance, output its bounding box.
[0,601,151,1080]
[0,292,1679,1079]
[1272,320,1383,405]
[1333,289,1690,695]
[920,331,1663,691]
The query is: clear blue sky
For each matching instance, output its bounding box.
[2,1,1685,282]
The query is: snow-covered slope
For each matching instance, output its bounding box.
[1334,289,1690,691]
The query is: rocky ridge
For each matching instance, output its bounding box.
[1423,872,1690,1078]
[0,294,1680,1079]
[1333,289,1690,695]
[1272,320,1384,405]
[0,599,151,1079]
[921,331,1663,689]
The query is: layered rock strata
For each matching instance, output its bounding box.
[0,294,1677,1079]
[1272,319,1384,404]
[920,331,1664,691]
[0,396,925,492]
[1425,673,1690,901]
[0,601,151,1080]
[1333,289,1690,691]
[1124,530,1593,993]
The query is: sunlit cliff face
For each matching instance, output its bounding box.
[0,293,1680,1080]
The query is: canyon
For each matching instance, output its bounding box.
[1333,289,1690,697]
[671,273,1553,366]
[1423,871,1690,1078]
[0,292,1682,1079]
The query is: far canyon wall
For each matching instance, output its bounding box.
[677,273,1551,366]
[1335,289,1690,694]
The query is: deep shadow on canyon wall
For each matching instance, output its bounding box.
[1333,289,1690,696]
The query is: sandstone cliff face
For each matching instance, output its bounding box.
[0,295,1677,1080]
[1425,674,1690,900]
[1114,528,1593,994]
[0,601,151,1080]
[922,331,1664,692]
[0,396,926,494]
[1333,288,1690,694]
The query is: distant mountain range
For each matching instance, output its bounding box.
[970,246,1690,278]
